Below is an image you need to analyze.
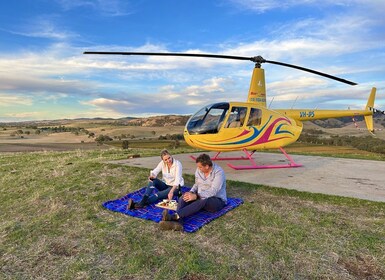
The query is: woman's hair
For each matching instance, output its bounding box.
[160,149,171,159]
[195,153,213,167]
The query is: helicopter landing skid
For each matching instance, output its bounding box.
[190,148,302,170]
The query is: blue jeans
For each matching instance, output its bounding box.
[176,196,225,219]
[143,178,179,204]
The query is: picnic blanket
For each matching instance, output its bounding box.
[102,186,243,233]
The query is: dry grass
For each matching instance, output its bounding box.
[0,124,186,153]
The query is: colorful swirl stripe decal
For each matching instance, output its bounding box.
[194,115,294,149]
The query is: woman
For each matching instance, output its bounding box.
[127,149,184,209]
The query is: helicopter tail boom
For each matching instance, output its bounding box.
[276,87,376,133]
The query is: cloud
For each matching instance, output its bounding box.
[56,0,134,16]
[75,76,234,117]
[0,94,33,106]
[4,16,76,41]
[83,98,133,107]
[186,77,226,96]
[228,0,385,14]
[4,112,41,118]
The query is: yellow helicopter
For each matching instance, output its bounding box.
[84,51,382,169]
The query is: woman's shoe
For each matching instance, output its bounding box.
[162,209,171,221]
[127,199,136,210]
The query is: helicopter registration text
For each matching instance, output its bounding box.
[300,111,315,118]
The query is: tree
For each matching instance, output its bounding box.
[95,134,113,145]
[122,140,129,149]
[169,139,180,149]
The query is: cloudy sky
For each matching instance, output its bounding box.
[1,0,384,122]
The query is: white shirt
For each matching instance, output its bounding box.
[151,158,184,187]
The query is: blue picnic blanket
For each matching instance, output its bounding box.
[102,186,243,233]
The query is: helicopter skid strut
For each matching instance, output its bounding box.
[228,148,302,170]
[191,148,302,170]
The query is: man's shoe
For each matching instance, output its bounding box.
[162,209,172,221]
[159,221,183,231]
[127,199,135,210]
[162,209,179,221]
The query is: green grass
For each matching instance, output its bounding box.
[1,148,385,279]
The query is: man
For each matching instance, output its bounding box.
[127,149,184,209]
[160,153,227,231]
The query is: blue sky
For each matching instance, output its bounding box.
[0,0,384,122]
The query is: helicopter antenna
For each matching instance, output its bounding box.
[83,51,358,86]
[268,97,275,109]
[290,96,298,109]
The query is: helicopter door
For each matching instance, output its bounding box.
[247,108,262,126]
[225,106,247,128]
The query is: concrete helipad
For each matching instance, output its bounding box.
[110,152,385,203]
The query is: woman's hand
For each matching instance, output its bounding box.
[148,172,155,182]
[167,186,177,200]
[182,192,197,202]
[167,190,174,200]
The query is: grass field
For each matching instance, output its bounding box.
[1,147,385,279]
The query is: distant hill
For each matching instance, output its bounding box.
[0,115,191,128]
[311,114,385,129]
[124,115,191,127]
[1,113,384,129]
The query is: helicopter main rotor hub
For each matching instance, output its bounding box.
[251,56,266,64]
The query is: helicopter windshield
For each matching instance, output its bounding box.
[186,102,229,134]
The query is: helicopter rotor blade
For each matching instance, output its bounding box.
[83,51,253,61]
[83,51,357,86]
[264,59,357,86]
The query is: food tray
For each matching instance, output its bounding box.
[155,201,178,211]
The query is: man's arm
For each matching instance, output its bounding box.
[189,169,199,193]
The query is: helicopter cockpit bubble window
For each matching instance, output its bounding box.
[247,108,262,126]
[186,102,229,135]
[226,106,248,128]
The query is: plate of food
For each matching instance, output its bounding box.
[155,199,178,211]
